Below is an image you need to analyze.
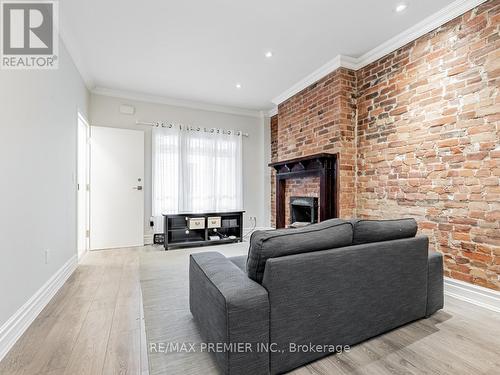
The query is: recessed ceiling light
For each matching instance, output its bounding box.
[265,51,273,58]
[395,3,407,12]
[235,83,242,89]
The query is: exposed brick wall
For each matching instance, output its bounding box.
[356,1,499,290]
[270,0,499,289]
[272,68,357,225]
[270,115,279,161]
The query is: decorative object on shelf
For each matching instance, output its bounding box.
[207,216,221,228]
[163,211,244,250]
[188,217,205,229]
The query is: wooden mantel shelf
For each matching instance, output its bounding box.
[269,153,339,228]
[269,153,338,177]
[268,153,336,169]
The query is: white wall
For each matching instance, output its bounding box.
[0,43,89,329]
[90,94,270,235]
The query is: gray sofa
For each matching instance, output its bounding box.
[189,218,444,375]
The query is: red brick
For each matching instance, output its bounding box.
[271,2,500,290]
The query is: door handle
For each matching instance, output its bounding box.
[133,186,143,191]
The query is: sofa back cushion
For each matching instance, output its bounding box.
[246,219,353,283]
[352,218,417,245]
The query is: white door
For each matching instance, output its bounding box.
[90,126,144,250]
[77,114,90,259]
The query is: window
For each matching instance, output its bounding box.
[152,127,243,231]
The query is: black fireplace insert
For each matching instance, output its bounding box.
[290,196,318,227]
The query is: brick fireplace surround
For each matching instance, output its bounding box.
[270,1,499,290]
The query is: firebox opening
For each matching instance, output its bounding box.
[290,196,318,228]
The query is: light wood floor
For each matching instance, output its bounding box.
[1,246,499,375]
[0,247,150,375]
[290,296,500,375]
[140,244,500,375]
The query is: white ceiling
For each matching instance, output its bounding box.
[61,0,462,111]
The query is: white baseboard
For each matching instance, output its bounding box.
[444,277,500,313]
[0,255,77,362]
[144,234,154,245]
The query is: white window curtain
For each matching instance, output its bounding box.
[152,127,243,232]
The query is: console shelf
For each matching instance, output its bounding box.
[162,210,244,250]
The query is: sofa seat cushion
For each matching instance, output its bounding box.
[246,219,353,283]
[229,255,248,272]
[351,218,418,245]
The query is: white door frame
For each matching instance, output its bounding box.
[77,112,90,260]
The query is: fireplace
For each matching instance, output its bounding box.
[290,197,318,227]
[269,153,338,228]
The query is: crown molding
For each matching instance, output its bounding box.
[272,55,342,105]
[271,0,487,106]
[91,87,263,118]
[355,0,487,69]
[338,55,360,70]
[268,107,278,117]
[271,54,361,105]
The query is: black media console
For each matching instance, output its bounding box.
[163,210,244,250]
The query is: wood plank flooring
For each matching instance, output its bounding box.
[1,245,499,375]
[140,244,500,375]
[290,296,500,375]
[0,247,149,375]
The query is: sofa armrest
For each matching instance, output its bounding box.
[426,251,444,316]
[189,252,269,375]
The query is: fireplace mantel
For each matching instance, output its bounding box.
[269,153,339,228]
